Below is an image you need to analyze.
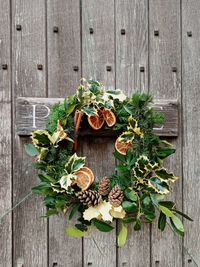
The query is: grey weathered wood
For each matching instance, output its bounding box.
[149,1,182,266]
[82,1,116,266]
[47,1,82,266]
[16,97,179,137]
[182,1,200,265]
[12,0,48,266]
[116,1,150,266]
[0,0,12,266]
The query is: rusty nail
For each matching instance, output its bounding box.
[37,64,43,70]
[188,259,192,263]
[16,24,22,31]
[140,66,145,72]
[53,26,59,33]
[121,29,126,35]
[87,262,92,266]
[2,64,8,70]
[89,28,94,34]
[172,67,177,72]
[154,30,159,36]
[52,262,58,266]
[155,260,160,264]
[187,31,192,37]
[73,66,79,71]
[106,66,112,71]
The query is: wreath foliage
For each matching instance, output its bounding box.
[25,79,192,246]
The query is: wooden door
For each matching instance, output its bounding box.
[0,0,200,266]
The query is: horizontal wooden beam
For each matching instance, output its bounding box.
[16,97,179,137]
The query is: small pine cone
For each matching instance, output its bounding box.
[108,185,124,207]
[78,190,102,207]
[98,176,110,196]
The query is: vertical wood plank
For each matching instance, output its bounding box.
[82,1,116,266]
[47,0,81,97]
[47,1,82,266]
[12,1,48,266]
[0,0,12,265]
[116,1,150,266]
[182,1,200,265]
[149,1,182,266]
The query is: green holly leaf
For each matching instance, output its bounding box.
[118,224,128,247]
[24,144,39,157]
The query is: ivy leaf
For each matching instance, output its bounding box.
[93,219,114,232]
[158,212,166,231]
[24,144,39,157]
[69,203,81,220]
[118,224,128,247]
[159,205,174,217]
[122,201,137,212]
[65,227,86,238]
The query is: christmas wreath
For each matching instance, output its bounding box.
[25,79,192,247]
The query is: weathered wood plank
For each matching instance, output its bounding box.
[12,0,48,266]
[47,0,82,266]
[116,1,150,266]
[0,0,12,265]
[82,1,116,266]
[16,97,179,137]
[149,1,182,266]
[182,1,200,265]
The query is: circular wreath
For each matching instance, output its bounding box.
[26,79,191,246]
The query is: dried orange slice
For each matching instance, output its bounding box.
[75,167,94,191]
[115,138,132,155]
[103,108,116,127]
[88,109,105,130]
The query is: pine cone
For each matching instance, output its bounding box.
[98,177,110,196]
[78,190,102,207]
[108,185,124,207]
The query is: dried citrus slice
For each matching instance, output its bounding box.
[88,109,105,130]
[115,138,132,155]
[103,108,116,127]
[75,167,94,191]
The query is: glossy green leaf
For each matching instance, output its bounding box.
[171,215,184,233]
[125,189,137,202]
[156,147,175,159]
[134,219,141,231]
[170,218,184,237]
[159,205,174,217]
[122,201,137,212]
[24,144,39,156]
[158,212,166,231]
[118,224,128,247]
[69,203,81,220]
[93,219,114,232]
[172,209,193,221]
[65,227,86,238]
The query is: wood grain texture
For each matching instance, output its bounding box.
[47,0,81,97]
[12,0,48,266]
[16,97,179,137]
[82,1,116,266]
[182,1,200,265]
[116,0,149,95]
[116,1,150,266]
[0,1,12,266]
[149,1,182,266]
[47,1,82,265]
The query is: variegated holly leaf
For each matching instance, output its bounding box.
[65,153,86,173]
[59,174,76,191]
[128,115,144,138]
[32,130,54,147]
[104,89,127,102]
[82,105,98,117]
[148,177,170,195]
[51,120,74,145]
[155,168,178,182]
